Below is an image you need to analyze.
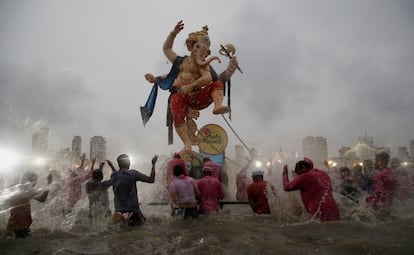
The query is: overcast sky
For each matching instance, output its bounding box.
[0,0,413,162]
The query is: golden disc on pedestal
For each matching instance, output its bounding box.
[198,124,228,155]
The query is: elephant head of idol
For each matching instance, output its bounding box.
[186,25,221,66]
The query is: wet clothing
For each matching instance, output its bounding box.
[247,179,272,214]
[197,175,224,214]
[283,169,340,221]
[366,168,397,209]
[7,203,32,238]
[86,179,111,219]
[175,207,199,219]
[338,180,360,203]
[106,168,149,216]
[65,168,93,209]
[169,175,198,205]
[170,175,199,219]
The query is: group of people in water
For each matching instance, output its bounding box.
[3,150,412,239]
[236,152,412,221]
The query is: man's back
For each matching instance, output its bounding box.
[169,176,197,205]
[111,169,140,213]
[197,176,224,213]
[247,180,271,214]
[284,169,339,221]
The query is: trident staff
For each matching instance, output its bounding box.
[219,44,242,120]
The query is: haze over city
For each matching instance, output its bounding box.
[1,0,413,162]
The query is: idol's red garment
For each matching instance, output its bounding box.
[247,180,271,214]
[197,176,224,214]
[283,169,340,221]
[170,80,224,126]
[366,168,397,209]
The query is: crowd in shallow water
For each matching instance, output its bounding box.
[1,150,413,239]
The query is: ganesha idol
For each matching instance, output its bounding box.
[142,20,239,156]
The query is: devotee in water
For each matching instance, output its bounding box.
[169,164,200,219]
[236,159,253,202]
[108,154,157,226]
[197,165,224,214]
[283,159,340,221]
[366,152,398,211]
[337,166,360,203]
[86,162,111,221]
[247,169,274,215]
[166,152,188,216]
[6,171,49,238]
[64,154,95,213]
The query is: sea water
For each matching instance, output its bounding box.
[1,160,414,255]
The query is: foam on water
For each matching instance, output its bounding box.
[1,156,414,254]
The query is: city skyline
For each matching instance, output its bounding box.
[31,126,413,165]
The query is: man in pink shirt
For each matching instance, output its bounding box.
[64,156,95,213]
[283,159,340,221]
[197,166,224,214]
[169,164,200,219]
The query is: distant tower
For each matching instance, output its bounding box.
[302,136,328,169]
[397,146,410,162]
[32,127,49,154]
[410,139,414,160]
[71,136,82,163]
[90,136,106,163]
[235,145,244,164]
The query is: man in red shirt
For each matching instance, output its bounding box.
[366,152,398,210]
[197,166,224,214]
[283,159,340,221]
[202,157,222,182]
[247,170,273,214]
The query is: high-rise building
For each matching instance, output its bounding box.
[71,136,82,163]
[302,136,328,169]
[410,139,414,159]
[90,136,106,163]
[234,145,244,164]
[32,127,49,154]
[397,146,410,162]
